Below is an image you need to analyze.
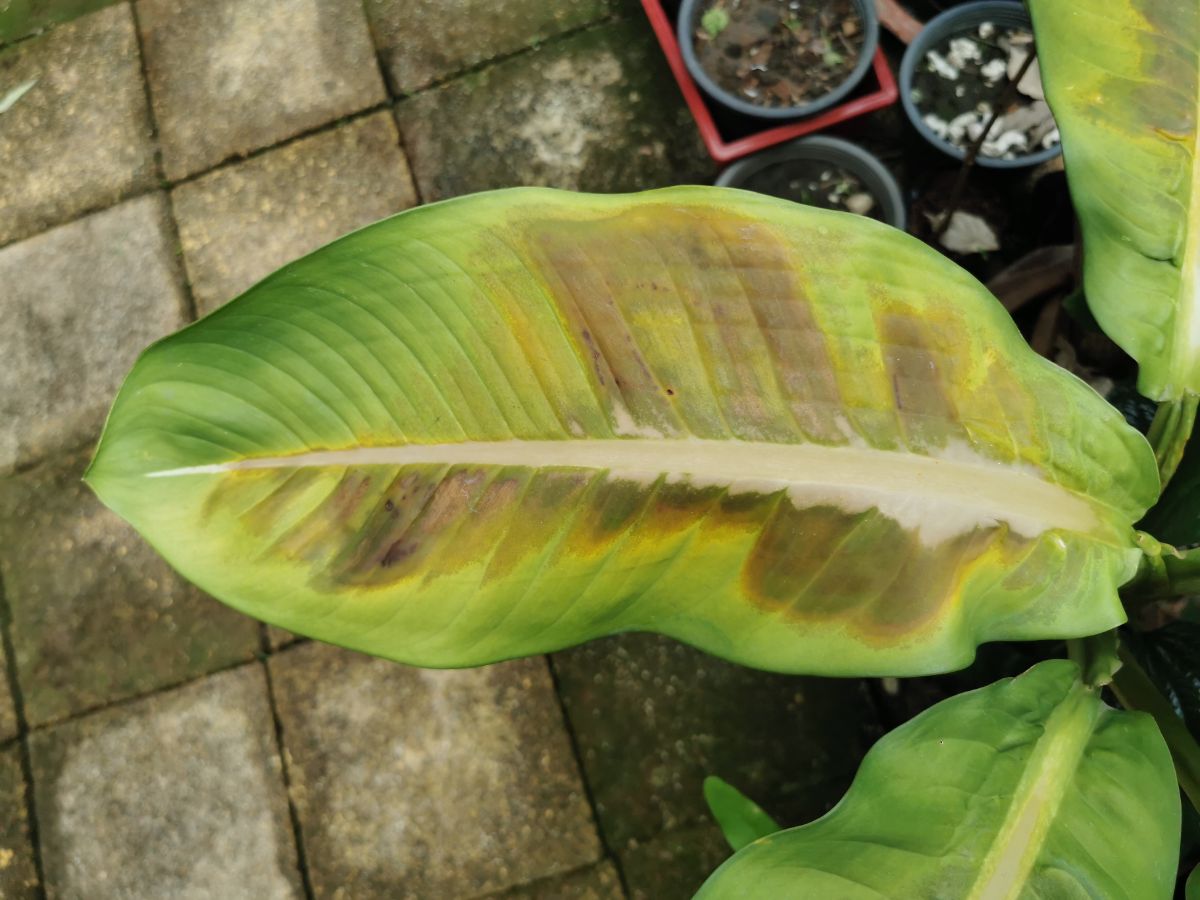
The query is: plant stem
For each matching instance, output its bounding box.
[1110,643,1200,812]
[934,48,1038,240]
[1123,538,1200,604]
[1147,395,1198,487]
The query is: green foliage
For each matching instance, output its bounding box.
[81,0,1200,893]
[698,661,1180,899]
[702,777,780,852]
[86,188,1154,677]
[700,6,729,39]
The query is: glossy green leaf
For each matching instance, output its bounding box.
[86,187,1157,676]
[1028,0,1199,401]
[703,776,781,851]
[696,660,1181,899]
[1187,862,1200,900]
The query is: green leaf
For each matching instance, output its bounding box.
[701,7,729,39]
[86,187,1157,676]
[1027,1,1199,401]
[696,660,1181,899]
[703,776,781,851]
[1188,862,1200,900]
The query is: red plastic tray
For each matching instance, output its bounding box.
[642,0,899,164]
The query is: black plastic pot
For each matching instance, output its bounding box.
[900,0,1062,169]
[716,136,906,229]
[677,0,880,121]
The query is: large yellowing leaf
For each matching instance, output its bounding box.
[86,187,1157,676]
[696,660,1181,899]
[1028,0,1199,400]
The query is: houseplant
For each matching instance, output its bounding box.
[715,135,906,227]
[900,1,1061,169]
[85,0,1198,894]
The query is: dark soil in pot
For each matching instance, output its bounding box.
[740,158,885,220]
[692,0,867,110]
[910,21,1059,162]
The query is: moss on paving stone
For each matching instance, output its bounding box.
[173,111,419,315]
[0,195,189,474]
[0,451,261,726]
[553,633,879,849]
[268,642,603,898]
[138,0,385,180]
[364,0,613,95]
[618,822,731,900]
[30,665,302,898]
[0,4,156,247]
[0,641,17,744]
[395,19,716,201]
[0,745,38,899]
[490,859,625,899]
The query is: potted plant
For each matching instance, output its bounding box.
[716,135,906,228]
[677,0,879,120]
[639,0,898,163]
[900,1,1062,168]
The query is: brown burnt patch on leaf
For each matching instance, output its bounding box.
[743,502,861,612]
[741,493,1042,642]
[519,201,858,445]
[270,468,382,566]
[873,301,965,453]
[482,469,597,583]
[322,465,481,588]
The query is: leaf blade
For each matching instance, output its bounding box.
[696,660,1181,899]
[703,776,781,852]
[1028,0,1200,400]
[86,187,1158,675]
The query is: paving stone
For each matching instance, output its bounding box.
[173,111,419,314]
[138,0,386,180]
[0,450,261,726]
[269,642,602,898]
[364,0,612,95]
[618,823,730,900]
[266,626,301,652]
[0,4,156,246]
[31,665,302,899]
[0,745,38,899]
[0,640,17,744]
[491,860,624,900]
[395,20,715,201]
[0,194,188,474]
[553,633,877,849]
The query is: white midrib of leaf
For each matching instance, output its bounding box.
[144,438,1112,545]
[966,683,1100,900]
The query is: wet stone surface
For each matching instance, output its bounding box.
[0,640,17,743]
[619,822,731,900]
[489,860,625,899]
[364,0,613,95]
[173,111,419,315]
[269,642,603,898]
[0,194,188,474]
[395,20,714,201]
[0,3,157,247]
[31,665,302,899]
[0,744,39,899]
[138,0,386,180]
[553,633,877,848]
[0,451,261,726]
